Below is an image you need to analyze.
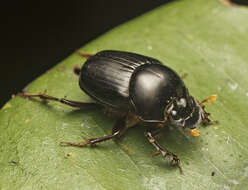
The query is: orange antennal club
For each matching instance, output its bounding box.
[201,94,217,105]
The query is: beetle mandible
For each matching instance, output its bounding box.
[18,50,217,172]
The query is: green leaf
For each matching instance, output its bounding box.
[1,0,248,189]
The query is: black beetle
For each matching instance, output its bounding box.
[18,50,216,172]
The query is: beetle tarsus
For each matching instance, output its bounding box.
[145,131,182,173]
[60,117,129,147]
[201,117,219,126]
[60,132,120,147]
[60,141,91,147]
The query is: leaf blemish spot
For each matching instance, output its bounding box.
[24,119,30,124]
[66,152,76,158]
[147,45,153,50]
[57,66,65,72]
[186,34,193,40]
[227,81,238,91]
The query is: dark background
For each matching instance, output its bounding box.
[0,0,173,107]
[0,0,246,107]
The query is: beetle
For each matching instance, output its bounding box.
[18,50,216,172]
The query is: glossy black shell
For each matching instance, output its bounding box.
[79,50,188,122]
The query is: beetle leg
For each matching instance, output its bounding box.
[60,117,127,147]
[60,131,121,147]
[112,112,140,139]
[202,119,219,126]
[17,92,100,109]
[145,130,182,173]
[112,117,127,138]
[200,109,219,126]
[76,51,93,59]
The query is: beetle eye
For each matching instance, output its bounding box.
[177,98,186,107]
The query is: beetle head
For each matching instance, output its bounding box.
[166,95,207,129]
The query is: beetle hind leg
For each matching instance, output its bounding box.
[145,130,182,173]
[17,91,100,109]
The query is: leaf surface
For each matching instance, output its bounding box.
[1,0,248,189]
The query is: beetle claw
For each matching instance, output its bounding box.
[166,152,180,165]
[166,152,183,174]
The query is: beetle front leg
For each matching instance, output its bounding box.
[17,92,100,109]
[61,117,128,147]
[145,131,182,173]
